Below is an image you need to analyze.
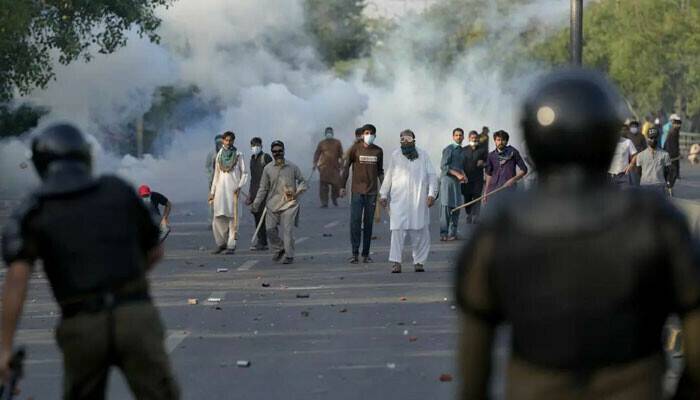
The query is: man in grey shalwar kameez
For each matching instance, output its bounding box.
[439,128,466,241]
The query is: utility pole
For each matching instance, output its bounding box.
[570,0,583,66]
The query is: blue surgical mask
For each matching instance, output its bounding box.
[251,146,262,155]
[364,134,375,145]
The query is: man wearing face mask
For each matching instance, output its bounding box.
[380,130,438,273]
[663,114,682,193]
[251,141,307,264]
[635,127,672,196]
[461,130,488,224]
[313,127,344,208]
[624,119,647,186]
[482,130,528,204]
[208,131,249,255]
[247,137,273,251]
[340,124,384,264]
[439,128,466,241]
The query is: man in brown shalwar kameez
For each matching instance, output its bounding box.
[313,127,344,208]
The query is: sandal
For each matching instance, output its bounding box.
[391,263,402,273]
[414,264,425,272]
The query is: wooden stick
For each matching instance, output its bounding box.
[451,184,512,214]
[251,207,268,243]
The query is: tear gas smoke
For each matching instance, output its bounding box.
[0,0,572,201]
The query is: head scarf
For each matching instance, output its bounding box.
[218,145,238,172]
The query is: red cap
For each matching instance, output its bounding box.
[138,185,151,197]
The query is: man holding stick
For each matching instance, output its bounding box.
[482,130,527,205]
[461,130,488,224]
[209,131,248,255]
[247,137,273,251]
[251,140,307,265]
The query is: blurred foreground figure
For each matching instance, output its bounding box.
[1,124,179,399]
[455,70,700,400]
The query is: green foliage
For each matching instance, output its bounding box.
[0,104,48,138]
[532,0,700,125]
[0,0,172,101]
[303,0,370,66]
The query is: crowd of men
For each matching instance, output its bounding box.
[200,121,536,273]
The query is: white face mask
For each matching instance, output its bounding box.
[630,127,639,134]
[325,133,333,139]
[468,141,478,147]
[251,146,261,155]
[364,134,376,145]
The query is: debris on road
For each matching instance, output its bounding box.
[403,330,409,336]
[322,233,333,237]
[439,374,453,382]
[400,297,407,301]
[450,305,457,310]
[386,363,396,369]
[207,297,222,303]
[408,336,418,342]
[187,298,198,305]
[296,294,310,299]
[215,306,223,311]
[198,246,206,252]
[301,311,310,317]
[261,283,271,287]
[217,268,229,273]
[339,308,348,313]
[236,360,251,368]
[397,322,405,326]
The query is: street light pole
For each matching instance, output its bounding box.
[570,0,583,66]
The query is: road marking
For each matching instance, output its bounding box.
[237,260,259,271]
[295,237,309,244]
[285,286,325,290]
[330,364,389,370]
[165,331,190,353]
[324,220,340,229]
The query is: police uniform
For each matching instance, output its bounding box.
[454,70,700,400]
[1,124,179,399]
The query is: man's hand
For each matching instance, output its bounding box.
[380,198,388,208]
[339,188,346,198]
[427,196,435,208]
[476,160,485,167]
[160,218,169,228]
[503,179,515,188]
[234,188,240,196]
[208,193,214,203]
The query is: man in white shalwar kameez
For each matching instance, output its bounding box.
[379,130,438,273]
[208,131,249,254]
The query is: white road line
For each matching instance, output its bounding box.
[295,237,309,245]
[323,220,340,229]
[237,260,259,271]
[165,331,190,353]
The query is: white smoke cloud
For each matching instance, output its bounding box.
[1,0,571,201]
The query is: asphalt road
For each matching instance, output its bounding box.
[4,189,468,399]
[3,160,700,399]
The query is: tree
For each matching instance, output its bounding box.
[0,103,48,138]
[0,0,172,101]
[532,0,700,130]
[303,0,370,66]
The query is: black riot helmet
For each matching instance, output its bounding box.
[521,69,624,176]
[31,123,92,179]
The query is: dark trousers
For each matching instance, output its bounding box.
[668,160,680,188]
[462,181,483,218]
[252,209,268,246]
[319,181,339,206]
[56,302,179,399]
[350,193,377,257]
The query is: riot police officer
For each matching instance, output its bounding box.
[455,70,700,400]
[1,124,179,399]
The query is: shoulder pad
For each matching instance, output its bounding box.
[1,195,41,264]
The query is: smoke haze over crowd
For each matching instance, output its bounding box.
[0,0,573,201]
